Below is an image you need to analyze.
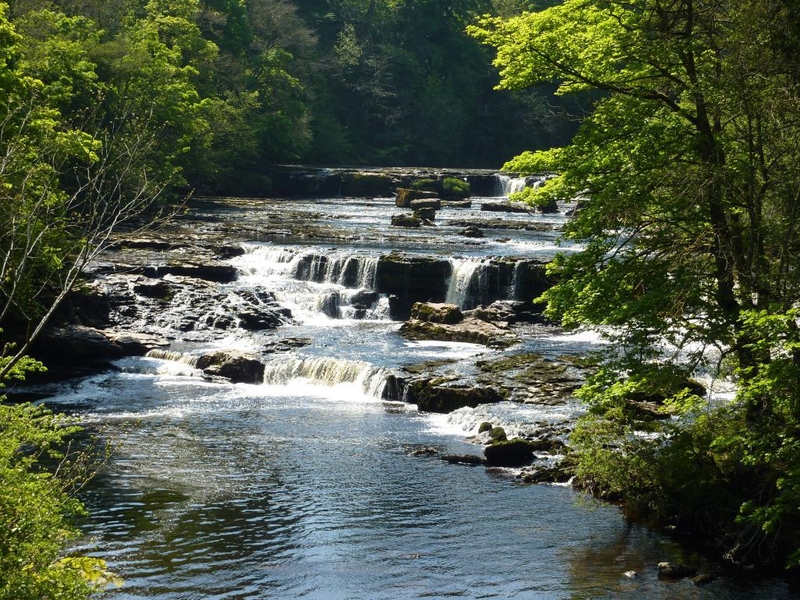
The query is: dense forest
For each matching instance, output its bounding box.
[3,0,576,196]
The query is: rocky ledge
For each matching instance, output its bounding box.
[399,302,519,348]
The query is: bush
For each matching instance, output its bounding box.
[0,402,119,599]
[441,177,470,198]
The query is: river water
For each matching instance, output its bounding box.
[37,184,796,598]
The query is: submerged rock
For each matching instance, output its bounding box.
[657,562,697,579]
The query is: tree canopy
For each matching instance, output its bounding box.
[471,0,800,569]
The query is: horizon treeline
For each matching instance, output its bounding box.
[4,0,577,197]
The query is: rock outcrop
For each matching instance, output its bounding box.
[375,255,452,319]
[395,188,439,208]
[195,351,266,384]
[400,302,519,348]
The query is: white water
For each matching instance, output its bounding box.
[445,258,487,306]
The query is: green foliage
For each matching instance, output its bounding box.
[441,177,470,198]
[410,178,438,192]
[0,401,119,599]
[474,0,800,569]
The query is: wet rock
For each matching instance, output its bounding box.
[478,421,493,433]
[391,214,422,228]
[271,168,340,197]
[264,337,312,354]
[381,373,407,402]
[375,255,452,319]
[133,279,173,299]
[442,454,486,466]
[404,378,504,413]
[114,238,174,251]
[481,201,532,214]
[412,207,437,223]
[144,263,238,283]
[395,188,438,208]
[410,302,464,325]
[409,446,440,456]
[215,244,246,259]
[61,282,112,328]
[195,351,266,384]
[441,199,472,209]
[409,198,442,210]
[519,463,574,484]
[657,562,697,579]
[475,352,583,405]
[537,200,559,214]
[484,439,536,467]
[32,325,124,362]
[460,225,484,238]
[489,426,508,443]
[692,574,716,586]
[105,332,170,355]
[238,310,284,330]
[400,305,519,348]
[348,289,379,308]
[467,300,547,325]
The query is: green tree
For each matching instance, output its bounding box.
[471,0,800,568]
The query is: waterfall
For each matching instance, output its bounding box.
[494,174,549,197]
[445,258,487,308]
[262,357,389,397]
[495,175,528,197]
[233,246,385,321]
[146,349,200,366]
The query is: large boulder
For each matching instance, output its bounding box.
[395,188,439,208]
[404,378,504,413]
[195,351,265,383]
[409,302,463,325]
[484,439,536,467]
[400,303,519,348]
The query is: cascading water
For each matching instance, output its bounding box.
[494,174,550,197]
[30,191,792,600]
[262,356,390,398]
[232,245,385,322]
[445,258,487,307]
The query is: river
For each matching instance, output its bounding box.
[34,178,796,598]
